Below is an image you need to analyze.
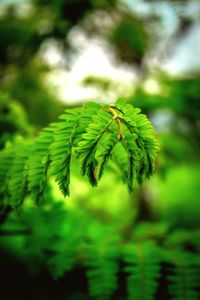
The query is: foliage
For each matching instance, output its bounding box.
[0,0,200,299]
[124,241,161,300]
[0,92,32,149]
[84,236,120,300]
[167,251,199,300]
[1,201,200,300]
[28,126,55,205]
[0,100,159,208]
[5,65,65,128]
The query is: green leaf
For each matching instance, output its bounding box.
[76,108,113,186]
[28,126,54,204]
[167,251,199,300]
[0,100,160,203]
[121,133,140,191]
[50,108,80,196]
[124,242,161,300]
[0,142,15,195]
[95,132,118,181]
[8,140,33,207]
[85,245,119,300]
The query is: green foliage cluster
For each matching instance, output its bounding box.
[1,98,199,300]
[1,201,200,300]
[0,100,159,208]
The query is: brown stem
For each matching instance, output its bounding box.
[108,107,124,140]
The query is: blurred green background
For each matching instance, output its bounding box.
[0,0,200,299]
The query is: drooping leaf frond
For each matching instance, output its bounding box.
[8,140,33,207]
[0,142,15,196]
[167,250,199,300]
[76,107,114,186]
[75,102,102,143]
[49,108,81,196]
[95,132,118,181]
[85,245,119,300]
[113,102,160,181]
[28,126,54,204]
[121,132,140,191]
[0,100,160,204]
[124,241,161,300]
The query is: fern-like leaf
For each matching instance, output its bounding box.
[121,133,140,191]
[28,126,54,204]
[76,108,113,186]
[50,108,80,196]
[95,132,118,181]
[75,102,101,144]
[124,241,161,300]
[114,102,160,181]
[167,250,199,300]
[0,100,159,203]
[0,142,15,196]
[85,245,119,300]
[8,140,33,207]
